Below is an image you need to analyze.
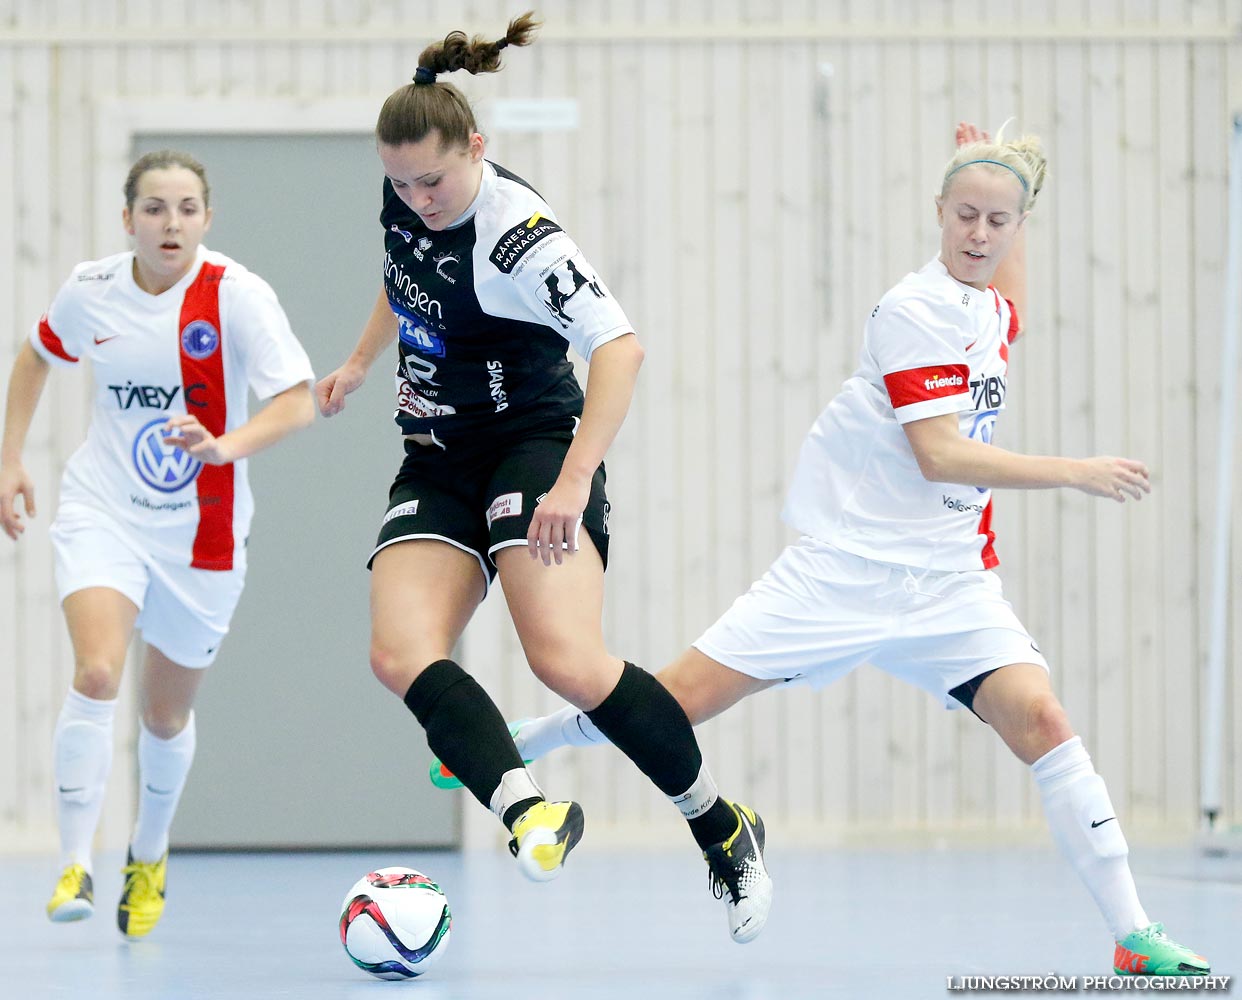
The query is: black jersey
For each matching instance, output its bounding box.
[379,161,633,436]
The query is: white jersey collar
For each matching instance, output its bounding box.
[442,161,496,230]
[927,255,992,307]
[123,243,208,303]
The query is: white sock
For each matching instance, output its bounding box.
[1033,736,1149,941]
[53,689,118,872]
[129,714,196,862]
[489,768,545,827]
[514,706,608,761]
[669,762,721,820]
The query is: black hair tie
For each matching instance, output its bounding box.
[496,39,509,50]
[413,66,436,85]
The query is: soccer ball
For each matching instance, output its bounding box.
[339,867,452,979]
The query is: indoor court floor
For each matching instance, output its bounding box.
[2,843,1236,999]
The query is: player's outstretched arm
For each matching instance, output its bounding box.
[903,412,1150,502]
[0,342,51,540]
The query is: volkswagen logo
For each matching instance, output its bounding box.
[132,417,203,493]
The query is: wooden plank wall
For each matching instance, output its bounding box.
[0,0,1238,853]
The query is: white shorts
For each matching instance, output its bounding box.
[49,502,247,668]
[693,536,1049,710]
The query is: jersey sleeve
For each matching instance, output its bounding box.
[868,294,971,425]
[225,271,315,399]
[28,275,85,367]
[488,215,633,361]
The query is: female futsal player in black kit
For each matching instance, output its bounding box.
[315,12,771,943]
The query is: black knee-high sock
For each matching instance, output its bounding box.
[586,662,736,849]
[404,660,540,825]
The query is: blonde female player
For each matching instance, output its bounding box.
[0,150,315,938]
[314,12,769,943]
[434,124,1210,976]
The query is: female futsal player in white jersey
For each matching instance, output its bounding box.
[0,150,315,938]
[433,123,1210,976]
[314,12,769,943]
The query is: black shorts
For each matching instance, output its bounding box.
[948,667,1001,720]
[369,413,610,585]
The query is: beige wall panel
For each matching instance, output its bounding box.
[1,1,1239,853]
[779,37,830,827]
[1049,34,1097,791]
[1084,33,1132,796]
[0,41,21,837]
[1154,31,1200,826]
[1188,36,1242,827]
[11,44,60,848]
[1122,36,1167,825]
[1228,27,1242,854]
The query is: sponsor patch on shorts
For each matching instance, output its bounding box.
[383,499,419,525]
[487,492,522,526]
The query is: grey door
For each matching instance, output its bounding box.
[135,132,458,849]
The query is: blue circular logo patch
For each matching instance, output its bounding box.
[180,320,219,360]
[132,417,203,493]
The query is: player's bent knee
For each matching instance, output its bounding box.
[369,644,415,697]
[527,656,613,710]
[370,643,454,698]
[72,662,121,701]
[142,710,191,740]
[1025,693,1074,757]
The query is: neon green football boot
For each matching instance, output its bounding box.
[1113,923,1209,976]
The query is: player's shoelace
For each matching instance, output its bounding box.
[118,854,167,937]
[703,803,772,944]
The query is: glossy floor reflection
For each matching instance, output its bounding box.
[2,843,1235,999]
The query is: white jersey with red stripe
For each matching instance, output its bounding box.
[30,245,314,570]
[782,256,1019,572]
